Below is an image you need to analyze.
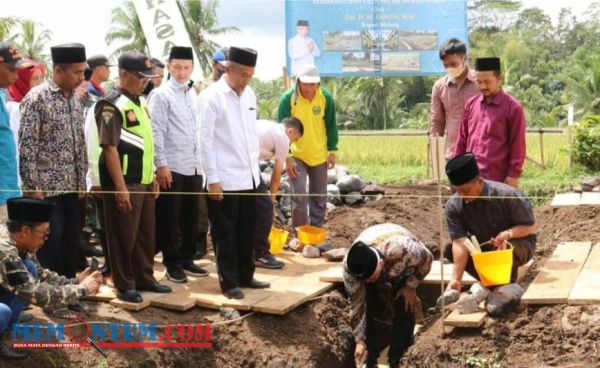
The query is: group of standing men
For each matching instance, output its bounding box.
[0,35,340,328]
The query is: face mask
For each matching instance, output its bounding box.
[446,64,465,79]
[169,76,188,89]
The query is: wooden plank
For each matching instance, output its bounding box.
[568,243,600,305]
[317,261,477,285]
[110,293,152,311]
[581,192,600,206]
[84,285,116,302]
[551,192,582,207]
[251,276,333,315]
[522,242,592,305]
[444,306,487,328]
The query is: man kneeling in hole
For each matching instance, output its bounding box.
[343,223,433,368]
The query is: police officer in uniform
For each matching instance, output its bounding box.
[94,52,172,303]
[0,197,102,360]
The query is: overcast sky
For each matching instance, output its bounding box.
[1,0,596,80]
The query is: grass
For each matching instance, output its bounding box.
[337,132,600,203]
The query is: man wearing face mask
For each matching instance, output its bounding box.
[429,38,478,159]
[148,46,208,283]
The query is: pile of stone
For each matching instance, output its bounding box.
[572,177,600,192]
[259,161,385,223]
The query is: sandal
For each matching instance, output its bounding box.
[44,308,79,320]
[68,301,89,313]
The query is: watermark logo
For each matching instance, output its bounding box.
[12,318,212,350]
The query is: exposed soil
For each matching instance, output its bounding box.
[3,186,599,368]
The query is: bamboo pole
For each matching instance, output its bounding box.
[435,136,445,335]
[538,129,545,169]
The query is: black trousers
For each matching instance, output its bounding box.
[36,193,81,278]
[207,191,256,292]
[365,282,415,366]
[92,195,109,272]
[254,178,273,257]
[156,172,204,270]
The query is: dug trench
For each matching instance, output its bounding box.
[8,185,600,368]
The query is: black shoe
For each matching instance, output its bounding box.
[182,263,209,277]
[116,289,143,303]
[101,263,111,277]
[0,342,29,361]
[139,283,172,293]
[166,268,187,283]
[195,232,207,260]
[90,246,104,257]
[243,279,270,289]
[255,253,285,269]
[223,287,244,299]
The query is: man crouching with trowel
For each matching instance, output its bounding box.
[343,223,433,368]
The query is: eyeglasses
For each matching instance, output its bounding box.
[33,228,51,239]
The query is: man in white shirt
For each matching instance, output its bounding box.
[198,47,270,299]
[288,20,321,77]
[149,46,208,283]
[255,117,303,269]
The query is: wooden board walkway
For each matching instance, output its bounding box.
[318,261,478,285]
[85,251,339,315]
[568,243,600,305]
[551,192,600,207]
[522,242,592,305]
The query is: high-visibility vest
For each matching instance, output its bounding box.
[99,91,155,187]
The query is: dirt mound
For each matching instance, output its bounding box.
[325,185,449,255]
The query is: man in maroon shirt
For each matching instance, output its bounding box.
[453,57,526,188]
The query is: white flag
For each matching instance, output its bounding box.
[133,0,202,81]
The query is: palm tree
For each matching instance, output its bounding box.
[16,20,52,65]
[105,0,149,57]
[0,17,18,41]
[177,0,239,75]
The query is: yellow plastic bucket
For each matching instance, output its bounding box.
[268,227,289,255]
[472,244,513,287]
[296,225,327,245]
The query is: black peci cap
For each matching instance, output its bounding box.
[446,152,481,186]
[169,46,194,61]
[228,46,257,67]
[51,43,86,64]
[475,57,501,72]
[7,197,55,223]
[345,241,379,280]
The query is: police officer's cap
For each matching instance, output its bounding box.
[118,52,158,77]
[7,198,55,223]
[87,54,113,69]
[446,152,481,186]
[228,47,257,67]
[51,43,86,64]
[345,241,380,280]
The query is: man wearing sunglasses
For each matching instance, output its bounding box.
[94,52,171,303]
[0,197,102,360]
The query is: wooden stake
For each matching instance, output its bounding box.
[538,130,545,169]
[435,136,446,335]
